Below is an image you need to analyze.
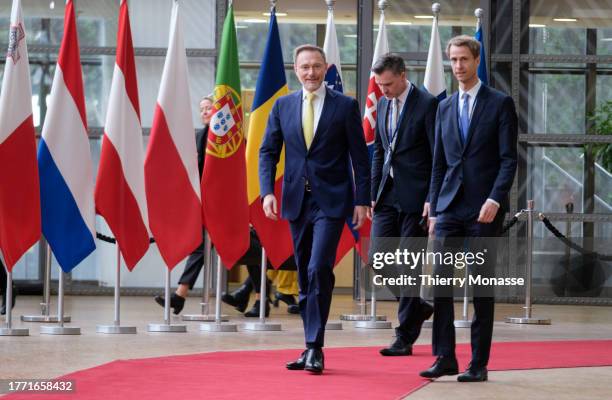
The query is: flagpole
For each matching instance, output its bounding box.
[40,267,81,335]
[96,245,137,334]
[182,232,228,322]
[340,0,389,325]
[148,266,187,332]
[244,247,281,331]
[201,255,237,332]
[21,243,70,323]
[0,269,28,336]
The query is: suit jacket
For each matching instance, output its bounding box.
[371,85,438,213]
[429,84,518,217]
[195,125,208,178]
[259,87,370,221]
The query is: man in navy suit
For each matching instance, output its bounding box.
[420,36,517,382]
[368,54,438,357]
[259,44,370,374]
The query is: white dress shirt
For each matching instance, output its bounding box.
[458,79,481,121]
[386,81,412,177]
[301,83,327,138]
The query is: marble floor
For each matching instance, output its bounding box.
[1,294,611,399]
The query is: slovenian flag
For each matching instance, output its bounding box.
[38,0,96,272]
[0,0,41,271]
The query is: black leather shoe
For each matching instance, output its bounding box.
[287,304,300,314]
[244,299,270,317]
[221,283,252,313]
[380,335,412,356]
[1,285,18,315]
[419,356,459,379]
[286,350,307,370]
[273,292,296,307]
[304,348,324,374]
[458,366,488,382]
[154,293,185,315]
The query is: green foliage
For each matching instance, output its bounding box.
[589,100,612,173]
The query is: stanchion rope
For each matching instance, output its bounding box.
[96,232,155,244]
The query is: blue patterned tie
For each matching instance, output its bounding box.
[460,93,470,144]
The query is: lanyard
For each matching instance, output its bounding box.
[386,94,409,148]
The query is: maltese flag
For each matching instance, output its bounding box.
[0,0,41,270]
[95,0,150,270]
[38,0,96,273]
[144,1,202,269]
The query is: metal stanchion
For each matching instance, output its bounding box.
[183,233,228,322]
[148,267,187,332]
[454,265,471,328]
[97,246,136,334]
[0,269,29,336]
[355,288,392,329]
[244,248,281,331]
[40,268,80,335]
[340,258,385,322]
[506,200,551,325]
[21,244,70,323]
[200,255,237,332]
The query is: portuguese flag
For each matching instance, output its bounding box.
[202,4,249,269]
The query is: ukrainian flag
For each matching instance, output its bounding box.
[246,7,293,267]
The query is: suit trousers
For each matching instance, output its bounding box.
[289,192,344,349]
[432,192,504,368]
[371,179,430,344]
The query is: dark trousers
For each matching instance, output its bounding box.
[371,179,430,344]
[289,193,344,349]
[432,196,504,368]
[0,260,6,295]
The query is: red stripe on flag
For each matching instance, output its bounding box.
[249,179,293,268]
[95,135,149,270]
[145,105,202,269]
[334,224,355,268]
[0,116,41,270]
[115,0,140,121]
[57,0,87,129]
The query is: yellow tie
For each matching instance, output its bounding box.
[303,92,315,149]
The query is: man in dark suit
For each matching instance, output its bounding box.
[368,54,437,357]
[420,35,517,382]
[154,96,213,314]
[259,44,370,374]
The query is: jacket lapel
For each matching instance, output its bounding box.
[290,90,308,154]
[380,97,390,149]
[450,92,462,148]
[395,85,418,145]
[462,85,487,152]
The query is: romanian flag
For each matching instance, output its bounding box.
[202,4,250,269]
[245,7,293,268]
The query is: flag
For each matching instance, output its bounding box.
[0,0,41,271]
[323,6,356,266]
[475,19,488,85]
[144,0,201,269]
[246,7,293,268]
[202,4,249,269]
[424,13,447,100]
[358,8,390,262]
[38,0,95,273]
[95,0,149,270]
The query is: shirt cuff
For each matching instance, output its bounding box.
[486,198,500,208]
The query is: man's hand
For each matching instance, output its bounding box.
[262,194,278,221]
[428,217,436,237]
[477,200,499,223]
[353,205,369,230]
[422,202,431,227]
[367,201,376,220]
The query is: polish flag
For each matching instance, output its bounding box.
[38,0,96,273]
[144,1,201,269]
[95,0,149,270]
[0,0,41,270]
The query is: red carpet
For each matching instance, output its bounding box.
[6,340,612,400]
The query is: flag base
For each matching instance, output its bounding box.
[354,320,392,329]
[454,319,472,328]
[340,314,386,321]
[243,321,281,331]
[325,321,343,330]
[40,325,81,335]
[422,319,433,328]
[147,323,187,332]
[505,316,551,325]
[96,325,137,334]
[21,315,71,323]
[0,327,29,336]
[200,322,238,332]
[182,314,228,322]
